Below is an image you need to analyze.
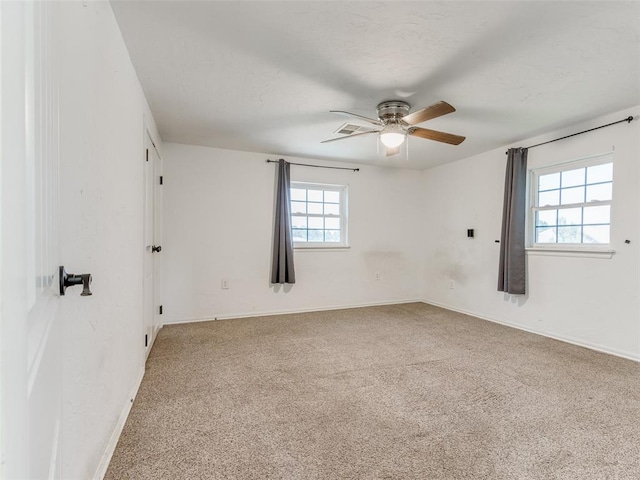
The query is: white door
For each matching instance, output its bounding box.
[143,132,162,357]
[151,139,163,340]
[1,1,63,478]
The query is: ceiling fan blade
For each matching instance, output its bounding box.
[402,101,456,126]
[386,146,400,157]
[321,130,379,143]
[408,127,466,145]
[330,110,382,126]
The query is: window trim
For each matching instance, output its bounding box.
[290,182,348,249]
[527,152,614,254]
[525,247,615,259]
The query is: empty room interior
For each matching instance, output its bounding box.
[2,1,640,479]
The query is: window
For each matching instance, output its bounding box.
[290,182,347,247]
[530,154,613,248]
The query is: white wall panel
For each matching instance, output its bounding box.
[161,144,424,322]
[421,106,640,360]
[56,1,161,478]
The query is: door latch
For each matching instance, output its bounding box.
[151,245,162,253]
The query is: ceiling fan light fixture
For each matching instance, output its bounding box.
[323,100,465,150]
[379,125,406,148]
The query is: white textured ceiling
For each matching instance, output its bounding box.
[111,1,640,169]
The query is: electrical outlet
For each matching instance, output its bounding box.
[449,280,454,290]
[221,278,230,290]
[375,272,381,281]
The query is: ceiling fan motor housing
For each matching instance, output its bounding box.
[377,101,410,124]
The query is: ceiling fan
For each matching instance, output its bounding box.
[321,100,465,156]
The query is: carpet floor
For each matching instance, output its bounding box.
[105,303,640,479]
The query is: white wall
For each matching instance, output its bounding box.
[161,143,423,323]
[421,106,640,361]
[57,1,161,478]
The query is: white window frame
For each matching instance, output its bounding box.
[290,182,348,249]
[527,152,614,256]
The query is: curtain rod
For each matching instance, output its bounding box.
[506,115,634,154]
[266,159,359,172]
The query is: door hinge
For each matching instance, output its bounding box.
[159,305,163,315]
[145,148,149,162]
[145,334,148,347]
[159,175,163,185]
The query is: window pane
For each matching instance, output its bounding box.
[538,172,560,191]
[538,189,559,207]
[536,226,556,243]
[290,183,347,247]
[325,230,341,242]
[308,217,323,229]
[290,188,306,201]
[308,190,323,202]
[324,191,340,203]
[583,205,610,225]
[325,217,341,229]
[291,201,307,214]
[308,229,323,242]
[291,216,307,228]
[561,167,585,188]
[292,229,307,242]
[531,160,613,247]
[557,226,582,243]
[587,163,613,184]
[324,203,340,215]
[583,225,609,244]
[535,209,557,227]
[308,202,323,214]
[557,208,582,226]
[586,183,612,202]
[560,186,585,205]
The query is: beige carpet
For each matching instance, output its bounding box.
[105,303,640,479]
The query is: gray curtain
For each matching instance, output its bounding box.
[271,159,295,284]
[498,148,528,294]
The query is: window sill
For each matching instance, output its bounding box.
[294,245,351,252]
[526,247,615,259]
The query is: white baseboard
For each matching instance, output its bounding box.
[422,299,640,363]
[93,365,145,480]
[163,298,423,325]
